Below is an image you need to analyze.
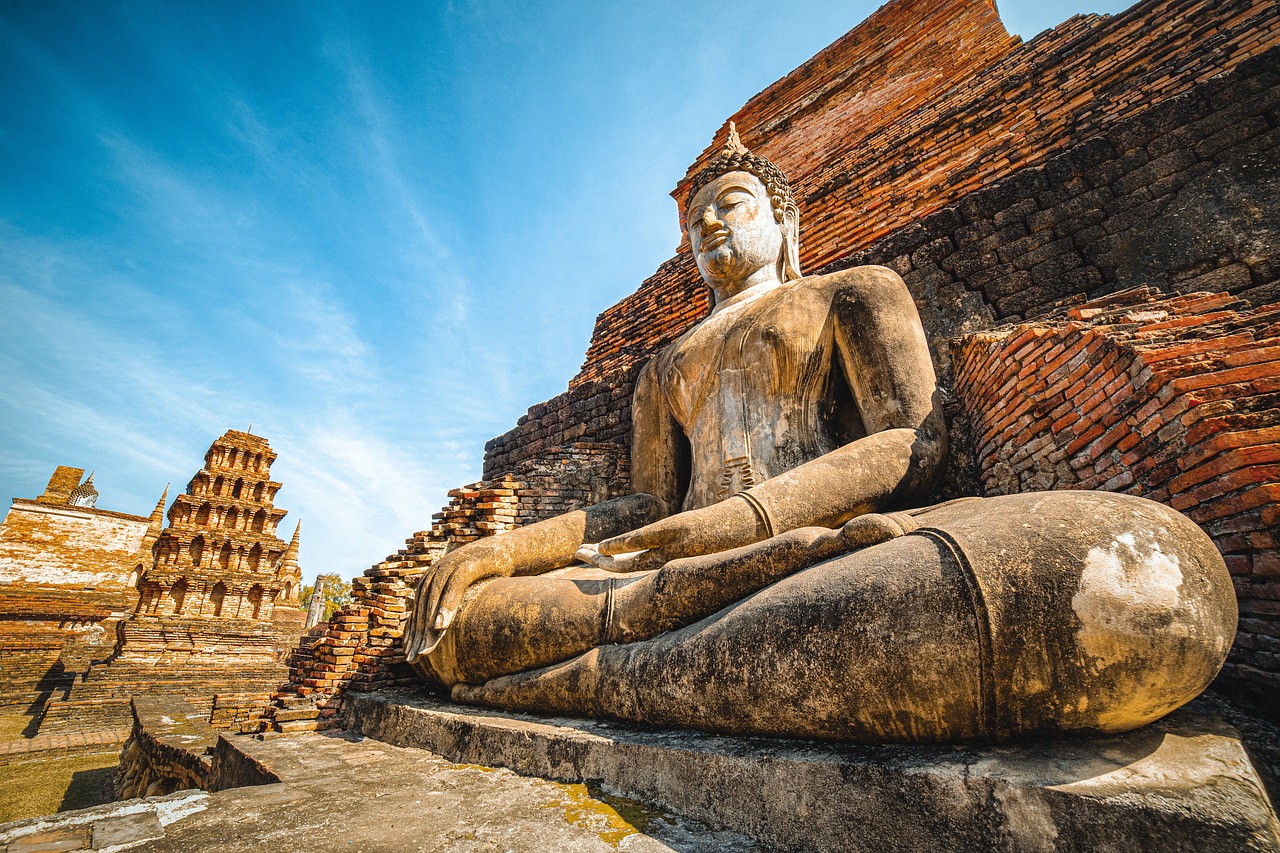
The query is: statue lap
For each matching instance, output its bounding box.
[444,490,1235,743]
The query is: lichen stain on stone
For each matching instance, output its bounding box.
[1072,532,1184,671]
[541,780,671,847]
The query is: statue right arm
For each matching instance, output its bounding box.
[630,356,686,515]
[413,492,665,639]
[410,356,680,654]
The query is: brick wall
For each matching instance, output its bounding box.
[0,494,149,713]
[569,0,1279,390]
[0,501,149,590]
[483,368,641,480]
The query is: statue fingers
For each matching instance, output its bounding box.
[423,556,469,631]
[436,567,500,632]
[597,522,676,555]
[836,513,905,551]
[424,566,451,632]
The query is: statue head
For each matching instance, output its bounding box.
[685,123,801,292]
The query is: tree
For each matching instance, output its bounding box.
[299,573,353,622]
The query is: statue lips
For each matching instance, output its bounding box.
[700,227,730,251]
[696,226,732,268]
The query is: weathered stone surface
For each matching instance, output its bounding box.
[0,791,210,853]
[7,825,92,853]
[90,811,164,848]
[113,697,221,800]
[452,492,1236,742]
[1,728,758,851]
[346,689,1280,853]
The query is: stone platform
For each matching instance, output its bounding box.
[344,688,1280,853]
[0,723,756,851]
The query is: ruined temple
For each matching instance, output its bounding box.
[139,430,301,622]
[0,468,162,713]
[29,431,306,736]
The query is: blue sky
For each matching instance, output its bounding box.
[0,1,1132,584]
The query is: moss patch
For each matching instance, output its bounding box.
[542,780,673,847]
[0,752,118,823]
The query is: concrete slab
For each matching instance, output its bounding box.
[345,688,1280,853]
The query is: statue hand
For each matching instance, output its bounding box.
[420,540,515,636]
[594,495,765,565]
[575,543,660,572]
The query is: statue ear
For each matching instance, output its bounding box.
[778,202,802,282]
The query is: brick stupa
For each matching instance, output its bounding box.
[35,431,306,736]
[140,430,301,620]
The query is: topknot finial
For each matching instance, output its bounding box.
[724,121,748,156]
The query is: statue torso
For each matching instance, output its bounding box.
[656,274,865,510]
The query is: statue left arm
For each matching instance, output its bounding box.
[597,266,945,561]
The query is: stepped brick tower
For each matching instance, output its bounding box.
[34,431,306,736]
[137,430,301,621]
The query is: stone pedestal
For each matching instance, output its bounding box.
[344,688,1280,853]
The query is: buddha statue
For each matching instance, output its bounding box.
[403,124,1236,743]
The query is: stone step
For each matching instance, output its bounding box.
[272,709,320,722]
[275,720,320,733]
[344,690,1280,853]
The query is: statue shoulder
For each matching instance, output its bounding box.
[791,264,913,310]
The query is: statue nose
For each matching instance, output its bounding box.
[699,205,721,229]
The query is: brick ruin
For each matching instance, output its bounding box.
[276,0,1280,731]
[0,431,307,748]
[0,468,162,717]
[139,431,302,622]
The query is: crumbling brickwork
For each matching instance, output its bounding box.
[33,432,307,736]
[269,479,525,730]
[0,469,160,714]
[571,0,1279,391]
[482,371,640,480]
[274,446,633,730]
[483,0,1279,488]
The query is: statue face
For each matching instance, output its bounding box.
[687,171,784,292]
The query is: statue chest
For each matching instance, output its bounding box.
[659,285,838,505]
[662,287,833,425]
